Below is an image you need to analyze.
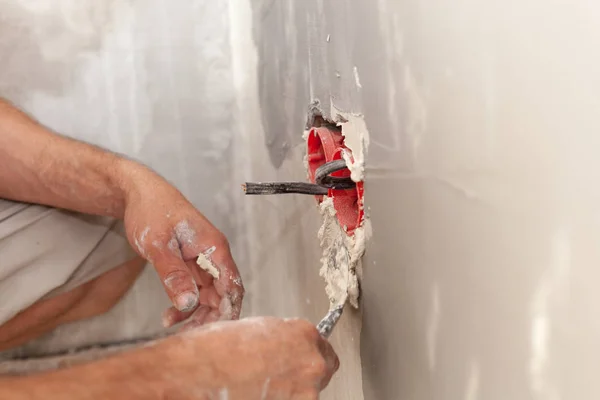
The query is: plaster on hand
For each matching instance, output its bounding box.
[196,246,220,279]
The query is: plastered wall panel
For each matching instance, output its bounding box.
[251,0,600,399]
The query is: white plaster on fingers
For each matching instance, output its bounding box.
[207,388,229,400]
[134,226,151,258]
[219,388,229,400]
[179,317,269,339]
[232,276,243,287]
[195,245,243,319]
[218,296,233,320]
[167,235,179,254]
[261,378,271,400]
[196,246,220,279]
[140,226,150,244]
[174,219,197,247]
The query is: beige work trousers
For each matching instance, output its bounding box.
[0,198,138,358]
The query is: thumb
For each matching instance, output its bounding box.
[147,241,199,312]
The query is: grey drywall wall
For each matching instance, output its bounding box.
[251,0,600,399]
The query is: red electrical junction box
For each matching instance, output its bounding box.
[306,126,365,235]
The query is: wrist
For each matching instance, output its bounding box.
[111,157,158,217]
[113,157,188,219]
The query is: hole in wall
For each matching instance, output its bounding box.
[306,113,364,234]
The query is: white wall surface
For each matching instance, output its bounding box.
[250,0,600,399]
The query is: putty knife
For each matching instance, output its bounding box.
[316,304,344,338]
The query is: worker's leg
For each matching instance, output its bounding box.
[0,256,145,351]
[0,198,144,353]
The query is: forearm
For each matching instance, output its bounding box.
[0,98,148,217]
[0,367,107,400]
[0,337,216,399]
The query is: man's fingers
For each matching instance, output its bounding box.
[162,306,194,328]
[162,269,199,312]
[147,245,199,312]
[191,246,243,320]
[199,286,221,309]
[179,306,213,332]
[204,309,221,324]
[163,286,221,327]
[209,245,244,319]
[174,220,245,319]
[185,261,214,287]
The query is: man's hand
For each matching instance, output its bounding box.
[0,318,339,399]
[121,163,244,326]
[182,317,340,399]
[156,317,340,399]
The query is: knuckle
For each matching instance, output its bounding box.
[212,233,230,249]
[293,318,319,334]
[309,356,328,377]
[284,318,321,340]
[333,352,341,372]
[231,290,245,307]
[305,326,323,342]
[163,268,189,281]
[236,283,246,296]
[162,269,193,290]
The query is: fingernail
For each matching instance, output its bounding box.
[176,292,199,312]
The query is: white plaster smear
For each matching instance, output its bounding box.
[330,103,370,183]
[308,103,370,310]
[196,246,220,279]
[318,198,366,309]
